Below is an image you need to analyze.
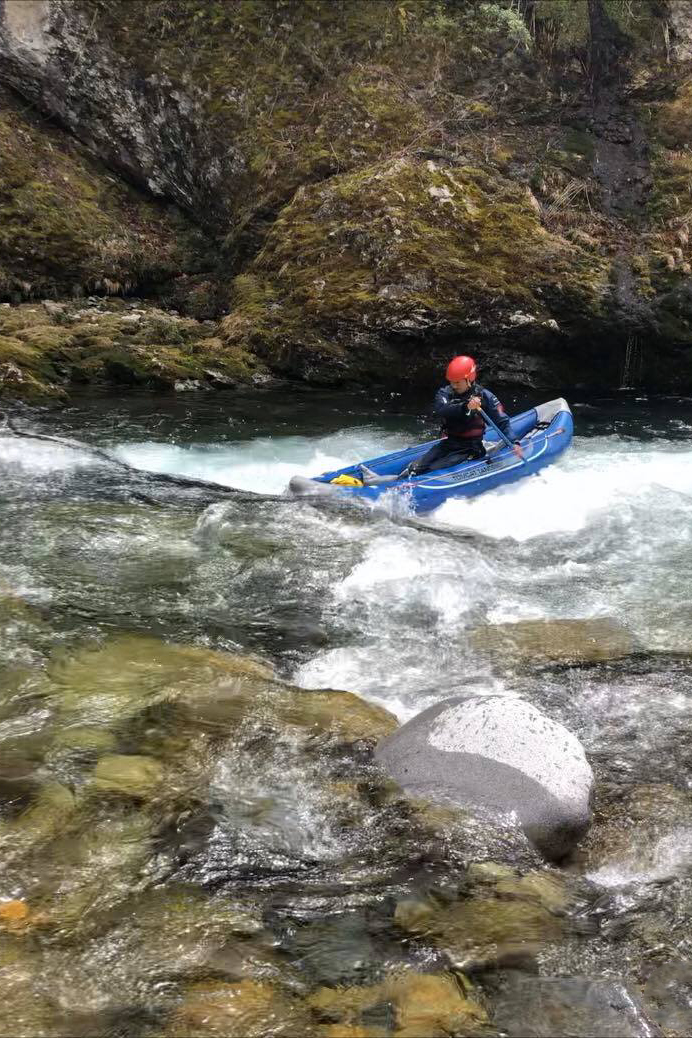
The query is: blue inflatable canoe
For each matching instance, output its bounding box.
[289,398,573,514]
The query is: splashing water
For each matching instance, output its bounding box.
[4,392,692,1036]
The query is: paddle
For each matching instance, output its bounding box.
[478,407,526,464]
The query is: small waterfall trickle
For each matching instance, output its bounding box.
[620,335,643,390]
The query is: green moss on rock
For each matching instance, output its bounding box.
[0,87,207,303]
[221,156,609,381]
[0,300,261,400]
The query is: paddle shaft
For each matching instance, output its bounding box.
[478,406,527,464]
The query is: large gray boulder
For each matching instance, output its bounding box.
[376,695,593,860]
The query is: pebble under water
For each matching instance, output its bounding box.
[2,387,692,1037]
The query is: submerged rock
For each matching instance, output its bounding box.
[308,970,488,1036]
[642,961,692,1036]
[579,782,692,885]
[46,630,396,744]
[471,617,636,667]
[0,780,78,859]
[490,974,662,1038]
[395,890,563,972]
[93,754,165,799]
[47,633,277,726]
[167,978,308,1038]
[376,694,593,859]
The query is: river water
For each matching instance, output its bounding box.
[1,388,692,1036]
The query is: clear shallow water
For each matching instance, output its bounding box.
[2,389,692,1036]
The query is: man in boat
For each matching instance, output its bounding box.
[400,355,523,477]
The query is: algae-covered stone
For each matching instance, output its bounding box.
[470,617,636,666]
[495,871,570,914]
[93,754,164,799]
[0,299,259,400]
[467,862,517,885]
[0,82,205,307]
[467,862,570,913]
[222,156,609,385]
[48,633,394,757]
[180,679,398,744]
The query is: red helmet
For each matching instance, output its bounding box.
[446,355,477,382]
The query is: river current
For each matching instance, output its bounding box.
[1,388,692,1036]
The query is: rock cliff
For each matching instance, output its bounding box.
[1,0,692,399]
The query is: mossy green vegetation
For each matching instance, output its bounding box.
[1,0,692,395]
[0,87,207,303]
[221,155,609,379]
[0,300,261,400]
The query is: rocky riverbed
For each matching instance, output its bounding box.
[1,389,692,1036]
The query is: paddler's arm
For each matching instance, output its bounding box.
[432,386,467,424]
[470,390,524,458]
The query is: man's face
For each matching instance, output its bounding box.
[450,377,472,393]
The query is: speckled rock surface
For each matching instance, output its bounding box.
[376,694,593,860]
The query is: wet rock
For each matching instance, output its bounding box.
[642,960,692,1036]
[48,634,395,761]
[467,861,571,914]
[579,783,692,885]
[52,726,118,755]
[182,679,397,743]
[395,892,562,972]
[494,871,570,914]
[0,781,78,859]
[168,978,308,1037]
[48,633,276,726]
[121,885,264,980]
[376,695,593,860]
[490,974,662,1037]
[393,973,487,1036]
[470,617,636,667]
[0,939,58,1036]
[42,812,154,938]
[284,912,382,988]
[93,754,164,799]
[309,971,488,1036]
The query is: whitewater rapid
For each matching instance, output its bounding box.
[100,426,692,720]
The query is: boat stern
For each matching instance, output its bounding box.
[288,475,343,499]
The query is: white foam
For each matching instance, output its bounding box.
[434,440,692,541]
[115,428,408,495]
[0,436,95,473]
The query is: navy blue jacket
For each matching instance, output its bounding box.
[432,383,511,440]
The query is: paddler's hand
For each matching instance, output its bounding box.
[513,443,524,459]
[467,395,482,411]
